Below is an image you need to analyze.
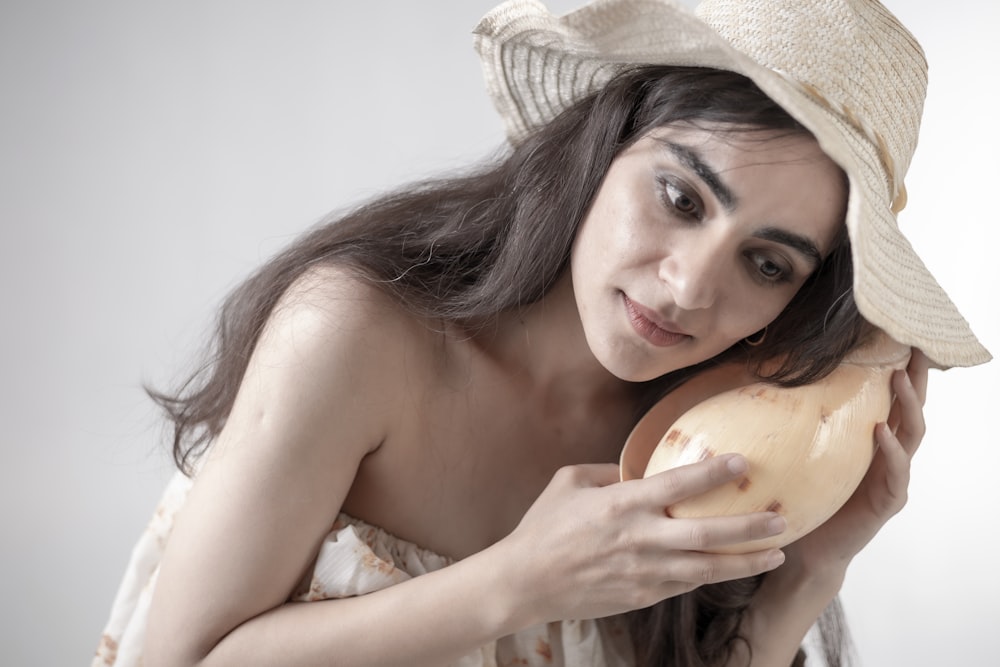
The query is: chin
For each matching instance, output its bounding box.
[602,353,679,384]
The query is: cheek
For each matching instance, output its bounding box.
[721,284,800,339]
[569,219,603,291]
[572,209,644,286]
[580,169,662,259]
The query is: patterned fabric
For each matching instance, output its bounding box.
[92,471,636,666]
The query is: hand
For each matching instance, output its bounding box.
[497,454,788,625]
[781,348,930,579]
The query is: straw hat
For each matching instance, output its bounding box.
[474,0,991,368]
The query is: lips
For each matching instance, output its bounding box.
[622,294,690,347]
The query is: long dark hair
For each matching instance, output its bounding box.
[150,66,865,666]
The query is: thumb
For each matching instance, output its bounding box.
[567,463,624,487]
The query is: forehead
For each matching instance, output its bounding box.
[629,123,848,255]
[638,122,831,166]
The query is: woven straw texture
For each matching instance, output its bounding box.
[474,0,991,368]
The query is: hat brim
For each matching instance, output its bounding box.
[475,0,991,368]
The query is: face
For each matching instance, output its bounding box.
[570,124,846,382]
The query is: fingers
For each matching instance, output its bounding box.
[580,463,629,488]
[906,348,930,406]
[639,453,749,505]
[661,547,786,587]
[872,361,926,516]
[885,349,929,444]
[552,463,625,489]
[890,367,926,456]
[667,512,787,551]
[621,454,788,553]
[873,422,910,514]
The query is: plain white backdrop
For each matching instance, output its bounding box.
[1,1,997,665]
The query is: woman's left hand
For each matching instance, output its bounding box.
[780,348,930,579]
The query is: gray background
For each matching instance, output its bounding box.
[2,1,997,665]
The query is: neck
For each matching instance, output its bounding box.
[470,272,637,409]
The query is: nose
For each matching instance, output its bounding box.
[658,238,724,311]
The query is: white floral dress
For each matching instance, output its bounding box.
[92,471,636,666]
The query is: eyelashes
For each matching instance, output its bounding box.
[657,175,702,219]
[655,174,795,286]
[747,251,793,285]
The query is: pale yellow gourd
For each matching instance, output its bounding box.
[619,330,911,554]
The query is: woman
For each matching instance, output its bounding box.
[93,1,990,666]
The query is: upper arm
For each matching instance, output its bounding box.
[146,267,413,662]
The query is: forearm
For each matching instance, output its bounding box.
[172,544,525,667]
[725,562,846,667]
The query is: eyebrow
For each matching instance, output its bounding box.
[753,227,823,269]
[657,139,738,211]
[655,138,824,268]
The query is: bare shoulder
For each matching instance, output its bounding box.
[147,264,438,660]
[266,263,417,351]
[265,263,437,375]
[199,261,430,495]
[240,263,437,451]
[189,261,438,542]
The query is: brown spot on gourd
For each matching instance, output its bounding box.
[740,386,780,403]
[664,428,691,447]
[766,500,784,513]
[746,385,771,398]
[737,477,752,491]
[697,447,716,462]
[820,407,832,423]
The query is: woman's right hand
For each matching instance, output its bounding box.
[497,454,787,624]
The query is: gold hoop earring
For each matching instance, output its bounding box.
[744,326,768,347]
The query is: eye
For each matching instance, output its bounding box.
[747,251,793,285]
[658,176,702,219]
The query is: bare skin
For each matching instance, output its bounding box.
[143,127,927,667]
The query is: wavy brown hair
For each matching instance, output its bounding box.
[150,66,864,666]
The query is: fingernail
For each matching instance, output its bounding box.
[726,455,748,475]
[768,549,786,568]
[766,515,786,535]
